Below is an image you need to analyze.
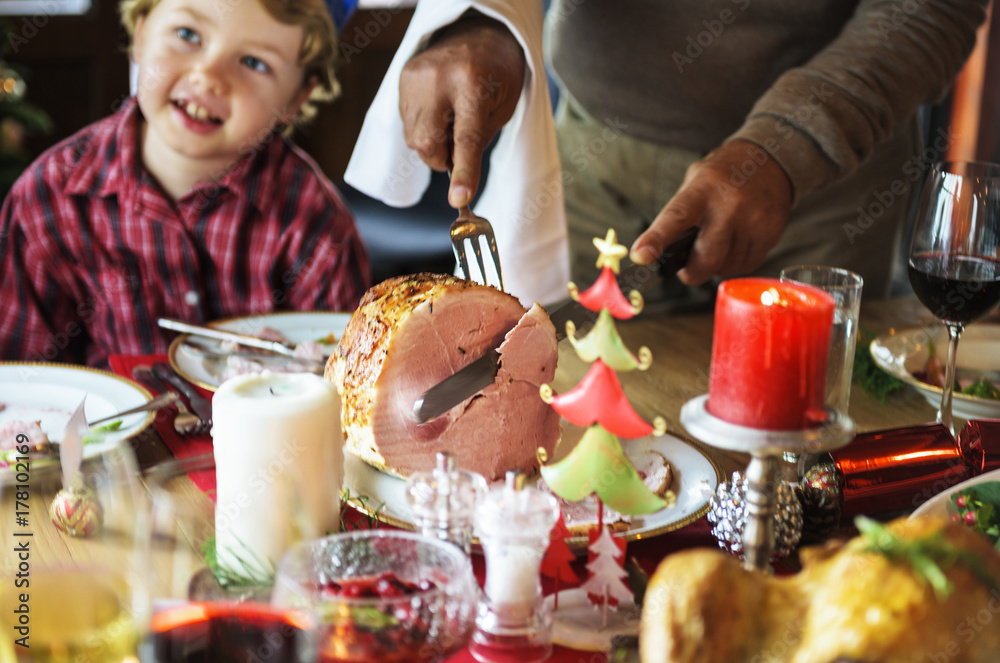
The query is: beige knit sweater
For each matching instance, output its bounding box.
[546,0,987,203]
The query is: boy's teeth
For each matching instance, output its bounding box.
[184,102,210,121]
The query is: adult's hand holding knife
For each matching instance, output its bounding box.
[412,227,699,424]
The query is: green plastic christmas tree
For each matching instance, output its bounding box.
[539,229,676,615]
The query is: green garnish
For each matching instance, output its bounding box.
[853,327,905,402]
[951,482,1000,550]
[962,377,1000,400]
[856,516,998,600]
[82,420,123,445]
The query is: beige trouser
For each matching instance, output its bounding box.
[556,92,923,301]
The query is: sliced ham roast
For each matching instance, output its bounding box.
[327,273,561,480]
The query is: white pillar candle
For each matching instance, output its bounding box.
[212,371,342,580]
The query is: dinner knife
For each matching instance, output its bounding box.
[157,318,298,357]
[412,227,699,424]
[152,362,214,424]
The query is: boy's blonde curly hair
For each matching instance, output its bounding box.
[120,0,340,124]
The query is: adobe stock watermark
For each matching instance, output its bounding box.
[843,126,952,244]
[672,0,752,73]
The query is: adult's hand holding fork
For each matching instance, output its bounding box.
[399,12,525,208]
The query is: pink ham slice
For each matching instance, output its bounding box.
[327,273,560,480]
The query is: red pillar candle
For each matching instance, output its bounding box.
[707,278,835,430]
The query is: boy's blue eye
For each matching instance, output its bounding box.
[176,27,200,44]
[241,56,271,74]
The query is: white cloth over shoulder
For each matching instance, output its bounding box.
[344,0,569,307]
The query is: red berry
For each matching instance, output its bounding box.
[956,494,968,509]
[952,513,962,522]
[964,511,977,526]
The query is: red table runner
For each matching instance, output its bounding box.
[110,353,718,662]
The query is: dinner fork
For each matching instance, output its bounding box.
[132,365,209,436]
[447,155,504,291]
[451,206,504,291]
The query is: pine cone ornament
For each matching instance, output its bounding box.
[707,471,803,561]
[795,483,843,545]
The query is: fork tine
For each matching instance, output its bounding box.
[472,241,489,290]
[453,239,472,282]
[482,228,504,292]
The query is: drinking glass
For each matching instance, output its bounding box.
[138,456,318,663]
[908,160,1000,434]
[0,438,147,662]
[779,265,863,414]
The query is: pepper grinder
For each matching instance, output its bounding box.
[470,470,559,663]
[405,452,487,555]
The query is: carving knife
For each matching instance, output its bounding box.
[412,227,698,424]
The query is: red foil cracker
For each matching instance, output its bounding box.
[957,419,1000,475]
[831,422,970,518]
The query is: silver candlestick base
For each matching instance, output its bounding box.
[680,395,855,572]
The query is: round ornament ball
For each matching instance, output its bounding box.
[50,486,103,537]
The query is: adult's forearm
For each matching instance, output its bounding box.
[733,0,987,202]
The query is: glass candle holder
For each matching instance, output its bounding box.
[470,471,559,663]
[405,451,487,555]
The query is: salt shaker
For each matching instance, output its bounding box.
[405,452,487,554]
[470,471,560,663]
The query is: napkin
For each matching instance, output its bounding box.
[344,0,569,307]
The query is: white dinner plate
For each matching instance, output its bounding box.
[343,432,723,548]
[0,363,154,475]
[869,323,1000,420]
[908,467,1000,521]
[168,311,351,391]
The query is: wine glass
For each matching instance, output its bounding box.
[138,456,319,663]
[0,437,147,662]
[908,160,1000,434]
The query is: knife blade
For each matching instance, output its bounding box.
[152,362,214,424]
[158,318,298,357]
[412,227,699,424]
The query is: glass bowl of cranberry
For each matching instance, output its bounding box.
[271,530,479,663]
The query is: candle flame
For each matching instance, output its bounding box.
[760,287,788,307]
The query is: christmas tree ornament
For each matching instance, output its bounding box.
[50,399,104,537]
[50,485,104,537]
[538,229,674,651]
[796,483,843,545]
[706,471,803,561]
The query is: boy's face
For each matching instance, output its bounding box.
[132,0,313,172]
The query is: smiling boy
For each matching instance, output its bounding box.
[0,0,369,367]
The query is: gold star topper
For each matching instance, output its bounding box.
[593,229,628,274]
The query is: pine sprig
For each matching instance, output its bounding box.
[339,488,386,531]
[201,534,276,588]
[856,516,998,600]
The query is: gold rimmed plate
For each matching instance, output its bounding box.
[342,431,723,549]
[167,311,351,391]
[0,362,154,478]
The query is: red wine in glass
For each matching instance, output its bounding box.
[907,160,1000,435]
[908,253,1000,324]
[147,602,313,663]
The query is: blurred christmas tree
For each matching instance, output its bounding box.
[0,19,52,200]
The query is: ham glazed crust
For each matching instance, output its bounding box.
[326,273,560,480]
[326,273,481,429]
